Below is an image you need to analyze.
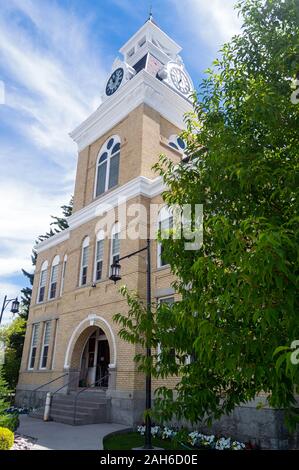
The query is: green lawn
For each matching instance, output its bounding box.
[103,432,185,450]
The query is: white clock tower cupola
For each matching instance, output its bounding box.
[71,17,193,152]
[102,16,194,102]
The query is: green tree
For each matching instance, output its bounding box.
[0,198,73,390]
[1,318,26,390]
[116,0,299,430]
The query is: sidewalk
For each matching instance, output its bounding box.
[17,415,128,450]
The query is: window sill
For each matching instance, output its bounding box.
[36,297,58,306]
[93,183,120,201]
[156,264,171,272]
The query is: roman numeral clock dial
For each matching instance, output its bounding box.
[106,68,124,96]
[169,66,191,95]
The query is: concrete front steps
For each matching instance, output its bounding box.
[30,389,108,426]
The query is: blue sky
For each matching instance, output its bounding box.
[0,0,241,323]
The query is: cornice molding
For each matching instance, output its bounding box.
[35,176,165,254]
[70,70,192,152]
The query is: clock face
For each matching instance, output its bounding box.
[106,68,124,96]
[170,67,191,95]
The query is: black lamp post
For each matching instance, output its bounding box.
[0,296,20,325]
[110,238,153,449]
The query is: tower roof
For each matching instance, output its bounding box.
[119,17,182,65]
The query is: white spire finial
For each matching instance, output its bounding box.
[148,2,153,21]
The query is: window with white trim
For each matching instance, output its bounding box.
[168,134,187,153]
[157,207,173,268]
[28,323,40,370]
[94,231,105,282]
[40,321,51,369]
[60,254,67,296]
[80,237,89,286]
[49,255,60,300]
[37,261,48,303]
[110,223,120,274]
[95,136,121,197]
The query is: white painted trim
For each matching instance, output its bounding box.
[93,231,105,282]
[39,321,51,370]
[119,20,181,59]
[35,175,165,254]
[51,319,58,370]
[48,255,60,301]
[69,175,165,231]
[64,314,117,369]
[110,222,120,276]
[34,230,70,254]
[70,70,192,152]
[59,255,67,297]
[28,323,39,370]
[94,135,121,198]
[36,261,48,304]
[79,236,90,287]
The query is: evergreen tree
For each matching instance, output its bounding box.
[20,197,73,318]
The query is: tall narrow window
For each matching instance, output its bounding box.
[49,255,60,300]
[60,254,67,296]
[168,134,186,153]
[94,230,104,282]
[37,261,48,303]
[40,321,51,369]
[110,223,120,274]
[80,237,89,286]
[28,323,40,370]
[95,136,121,197]
[157,207,173,268]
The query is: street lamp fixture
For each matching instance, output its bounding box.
[0,296,20,325]
[109,261,122,284]
[109,239,153,450]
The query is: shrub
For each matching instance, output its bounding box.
[0,427,14,450]
[0,413,19,432]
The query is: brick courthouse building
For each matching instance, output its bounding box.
[16,18,297,449]
[16,18,193,425]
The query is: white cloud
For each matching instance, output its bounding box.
[0,180,66,277]
[0,0,107,165]
[170,0,242,51]
[0,0,107,287]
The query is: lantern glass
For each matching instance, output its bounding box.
[109,262,122,283]
[10,298,20,314]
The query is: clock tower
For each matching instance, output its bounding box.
[16,17,193,427]
[102,17,193,101]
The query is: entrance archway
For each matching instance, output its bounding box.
[64,314,117,389]
[80,328,110,387]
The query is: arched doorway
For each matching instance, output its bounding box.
[64,314,117,391]
[79,328,110,388]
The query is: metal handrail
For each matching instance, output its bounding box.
[51,374,81,398]
[28,373,68,410]
[73,373,110,424]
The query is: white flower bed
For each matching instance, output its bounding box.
[11,434,36,450]
[137,426,245,450]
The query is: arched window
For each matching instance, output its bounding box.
[157,206,173,268]
[168,134,186,153]
[49,255,60,300]
[110,223,120,274]
[60,254,67,296]
[94,230,105,282]
[37,260,48,303]
[95,135,121,197]
[79,237,90,286]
